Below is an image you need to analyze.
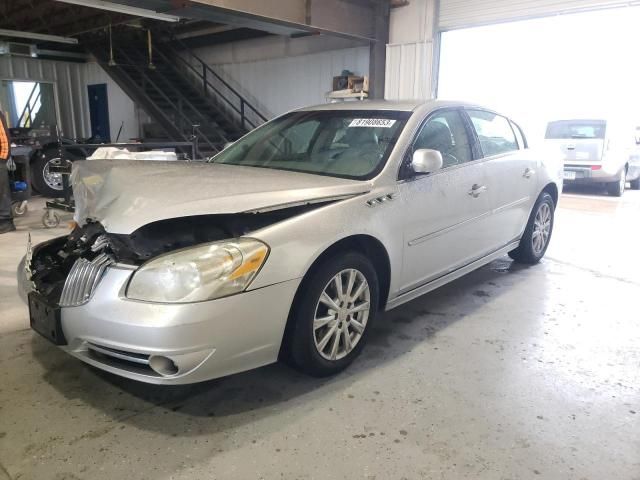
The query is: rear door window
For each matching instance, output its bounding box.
[467,110,518,157]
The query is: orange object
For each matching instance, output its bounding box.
[0,111,10,161]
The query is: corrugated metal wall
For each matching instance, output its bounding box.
[384,41,433,100]
[439,0,640,30]
[0,55,90,138]
[0,56,140,141]
[385,0,437,101]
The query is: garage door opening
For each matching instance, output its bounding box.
[437,6,640,145]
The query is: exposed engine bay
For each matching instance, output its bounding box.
[29,203,323,304]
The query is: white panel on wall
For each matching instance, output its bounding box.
[85,63,140,141]
[212,46,370,118]
[439,0,639,30]
[384,41,433,101]
[389,0,436,44]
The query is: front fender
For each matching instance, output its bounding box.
[247,188,404,297]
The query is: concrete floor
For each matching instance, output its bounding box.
[0,190,639,480]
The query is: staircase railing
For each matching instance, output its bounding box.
[150,45,237,135]
[18,83,41,128]
[163,38,268,132]
[116,47,224,153]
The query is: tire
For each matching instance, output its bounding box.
[606,169,626,197]
[509,192,555,265]
[286,251,379,377]
[31,148,66,197]
[630,177,640,190]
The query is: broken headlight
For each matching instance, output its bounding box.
[126,238,269,303]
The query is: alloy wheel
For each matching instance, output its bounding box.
[532,202,551,255]
[313,268,371,361]
[43,158,64,191]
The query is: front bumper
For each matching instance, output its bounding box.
[56,265,300,384]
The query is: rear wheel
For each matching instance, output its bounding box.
[606,169,626,197]
[286,252,378,377]
[509,192,555,265]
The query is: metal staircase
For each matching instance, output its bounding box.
[89,32,267,157]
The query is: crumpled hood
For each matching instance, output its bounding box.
[72,160,371,234]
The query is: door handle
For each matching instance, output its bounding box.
[468,184,487,197]
[523,168,535,178]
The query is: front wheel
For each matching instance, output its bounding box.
[286,252,379,377]
[509,192,555,264]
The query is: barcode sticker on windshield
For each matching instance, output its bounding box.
[348,119,396,128]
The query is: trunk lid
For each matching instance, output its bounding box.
[544,138,605,165]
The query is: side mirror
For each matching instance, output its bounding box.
[411,149,443,174]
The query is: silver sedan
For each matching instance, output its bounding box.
[26,100,562,384]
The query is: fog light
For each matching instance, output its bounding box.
[149,355,179,376]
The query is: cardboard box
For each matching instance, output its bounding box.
[332,75,369,92]
[351,76,369,93]
[332,75,349,91]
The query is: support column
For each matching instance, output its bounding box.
[369,1,391,99]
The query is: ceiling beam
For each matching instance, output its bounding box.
[104,0,379,41]
[51,12,129,36]
[0,28,79,44]
[55,0,181,22]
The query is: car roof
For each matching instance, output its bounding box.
[297,99,485,113]
[547,118,607,123]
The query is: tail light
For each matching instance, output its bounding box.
[591,165,602,171]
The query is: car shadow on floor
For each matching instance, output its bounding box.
[562,183,617,196]
[31,257,533,437]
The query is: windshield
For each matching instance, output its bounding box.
[210,110,411,179]
[545,120,606,139]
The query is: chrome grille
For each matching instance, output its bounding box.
[90,234,110,252]
[59,253,114,307]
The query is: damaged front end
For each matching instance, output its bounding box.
[28,202,328,308]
